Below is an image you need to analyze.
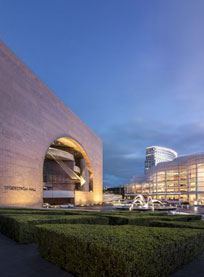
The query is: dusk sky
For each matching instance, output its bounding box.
[1,0,204,187]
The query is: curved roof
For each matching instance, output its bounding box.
[147,153,204,175]
[146,146,178,157]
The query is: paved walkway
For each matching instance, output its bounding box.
[0,233,73,277]
[171,252,204,277]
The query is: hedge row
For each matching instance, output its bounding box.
[100,211,168,216]
[0,209,201,242]
[150,220,204,229]
[0,214,108,243]
[105,214,202,226]
[0,208,167,217]
[0,207,99,216]
[0,207,201,221]
[35,224,204,277]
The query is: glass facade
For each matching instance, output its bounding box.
[126,154,204,205]
[145,146,177,173]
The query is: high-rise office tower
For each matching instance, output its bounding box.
[145,146,177,173]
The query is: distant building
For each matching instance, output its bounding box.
[124,178,148,197]
[130,175,146,183]
[145,146,177,173]
[125,153,204,205]
[104,186,124,197]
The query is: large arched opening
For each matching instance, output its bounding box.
[42,137,93,206]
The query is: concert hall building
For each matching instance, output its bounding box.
[125,153,204,205]
[0,40,103,208]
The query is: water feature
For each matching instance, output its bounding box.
[114,194,176,211]
[129,195,167,211]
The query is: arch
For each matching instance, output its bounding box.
[42,135,93,178]
[42,136,94,206]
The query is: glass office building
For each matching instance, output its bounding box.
[125,153,204,205]
[145,146,177,173]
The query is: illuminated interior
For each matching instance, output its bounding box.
[125,154,204,205]
[43,137,93,205]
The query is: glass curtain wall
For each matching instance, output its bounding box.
[125,155,204,204]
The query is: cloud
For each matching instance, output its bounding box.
[101,119,204,187]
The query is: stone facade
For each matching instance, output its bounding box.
[0,40,103,208]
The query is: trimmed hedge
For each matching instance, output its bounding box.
[105,214,202,226]
[36,224,204,277]
[0,208,201,228]
[0,214,108,243]
[150,220,204,229]
[0,207,201,220]
[101,211,168,216]
[0,207,99,216]
[0,208,200,231]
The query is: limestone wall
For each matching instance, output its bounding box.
[0,40,103,207]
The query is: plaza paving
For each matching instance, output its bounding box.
[171,251,204,277]
[0,233,72,277]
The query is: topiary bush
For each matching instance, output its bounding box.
[35,224,204,277]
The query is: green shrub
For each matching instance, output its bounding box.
[150,220,204,229]
[0,214,108,243]
[0,207,99,216]
[163,214,202,221]
[128,216,166,226]
[35,224,204,277]
[0,208,201,221]
[0,208,35,214]
[104,214,202,226]
[100,211,168,218]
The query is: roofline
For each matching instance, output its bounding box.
[146,146,178,157]
[147,152,204,174]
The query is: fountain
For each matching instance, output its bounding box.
[129,195,167,211]
[114,194,177,211]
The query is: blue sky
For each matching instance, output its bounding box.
[1,0,204,187]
